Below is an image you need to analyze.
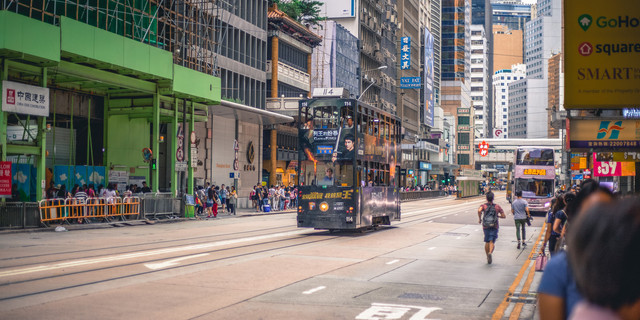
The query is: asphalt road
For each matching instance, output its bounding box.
[0,192,545,319]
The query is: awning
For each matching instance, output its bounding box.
[212,100,294,125]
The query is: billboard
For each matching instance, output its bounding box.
[423,28,435,127]
[564,0,640,108]
[569,119,640,149]
[321,0,355,18]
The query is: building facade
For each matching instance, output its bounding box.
[441,0,473,170]
[547,52,562,138]
[264,5,322,188]
[470,25,488,139]
[508,78,548,138]
[491,0,532,31]
[492,64,526,138]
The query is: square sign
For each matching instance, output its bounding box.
[400,37,411,70]
[564,0,640,109]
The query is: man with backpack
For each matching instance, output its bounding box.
[477,191,506,264]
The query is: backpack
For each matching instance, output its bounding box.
[482,203,498,228]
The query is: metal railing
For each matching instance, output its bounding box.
[38,197,142,226]
[400,190,447,202]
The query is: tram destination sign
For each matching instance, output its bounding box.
[2,81,50,117]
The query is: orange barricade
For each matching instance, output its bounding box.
[122,197,141,220]
[105,197,123,220]
[39,198,68,225]
[65,198,86,222]
[39,196,141,226]
[85,197,107,222]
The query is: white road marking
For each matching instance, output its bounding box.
[303,286,326,295]
[144,253,210,270]
[456,237,461,240]
[428,247,436,250]
[386,259,399,265]
[0,230,308,278]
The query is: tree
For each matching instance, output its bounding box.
[272,0,325,27]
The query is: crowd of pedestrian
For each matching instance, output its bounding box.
[45,181,153,200]
[194,183,237,218]
[250,184,298,213]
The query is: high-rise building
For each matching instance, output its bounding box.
[521,0,561,137]
[470,25,489,139]
[508,77,547,138]
[311,21,360,94]
[491,0,532,31]
[493,25,523,72]
[547,52,562,138]
[321,0,398,115]
[431,0,442,107]
[492,64,526,138]
[441,0,473,169]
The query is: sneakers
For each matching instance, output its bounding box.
[522,242,527,247]
[487,253,492,264]
[517,242,521,249]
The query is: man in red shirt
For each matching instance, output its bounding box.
[477,191,506,264]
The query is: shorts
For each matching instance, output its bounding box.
[483,228,499,243]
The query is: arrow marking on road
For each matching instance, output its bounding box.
[303,286,326,295]
[144,253,210,270]
[386,259,399,265]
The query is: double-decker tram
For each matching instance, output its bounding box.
[296,88,401,230]
[511,147,556,214]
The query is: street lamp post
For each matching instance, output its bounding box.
[358,65,387,102]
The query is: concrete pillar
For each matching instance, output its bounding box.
[270,128,277,187]
[0,59,7,162]
[188,100,194,195]
[171,98,178,197]
[36,67,47,201]
[271,36,279,98]
[152,91,160,192]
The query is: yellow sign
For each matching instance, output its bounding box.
[565,0,640,109]
[621,162,636,176]
[523,169,547,176]
[596,152,640,162]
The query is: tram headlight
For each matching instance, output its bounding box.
[319,202,329,212]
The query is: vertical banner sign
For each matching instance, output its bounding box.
[0,162,11,198]
[2,80,50,117]
[423,28,435,127]
[400,37,411,70]
[564,0,640,109]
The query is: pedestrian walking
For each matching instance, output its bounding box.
[511,190,531,249]
[477,191,506,264]
[229,186,237,215]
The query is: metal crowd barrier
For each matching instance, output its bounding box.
[399,190,447,202]
[136,193,180,220]
[38,196,143,226]
[0,202,40,229]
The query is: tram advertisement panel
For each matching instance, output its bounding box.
[298,186,356,215]
[300,128,356,163]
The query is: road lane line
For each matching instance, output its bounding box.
[428,247,436,250]
[303,286,326,295]
[492,224,546,320]
[386,259,399,265]
[0,230,308,278]
[144,253,210,270]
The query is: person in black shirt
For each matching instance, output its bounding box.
[140,181,151,193]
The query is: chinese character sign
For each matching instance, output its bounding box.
[400,37,411,70]
[2,81,49,117]
[0,162,11,198]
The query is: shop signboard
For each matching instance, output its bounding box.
[400,77,421,89]
[400,37,411,70]
[564,0,640,108]
[592,153,636,177]
[2,80,50,117]
[595,151,640,162]
[0,161,11,198]
[569,120,640,149]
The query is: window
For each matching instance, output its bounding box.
[458,132,470,144]
[457,154,470,165]
[458,116,470,125]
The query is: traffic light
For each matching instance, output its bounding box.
[441,179,445,184]
[151,158,157,170]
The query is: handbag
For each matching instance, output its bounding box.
[535,253,548,272]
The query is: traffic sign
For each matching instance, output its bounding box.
[478,140,489,157]
[565,0,640,109]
